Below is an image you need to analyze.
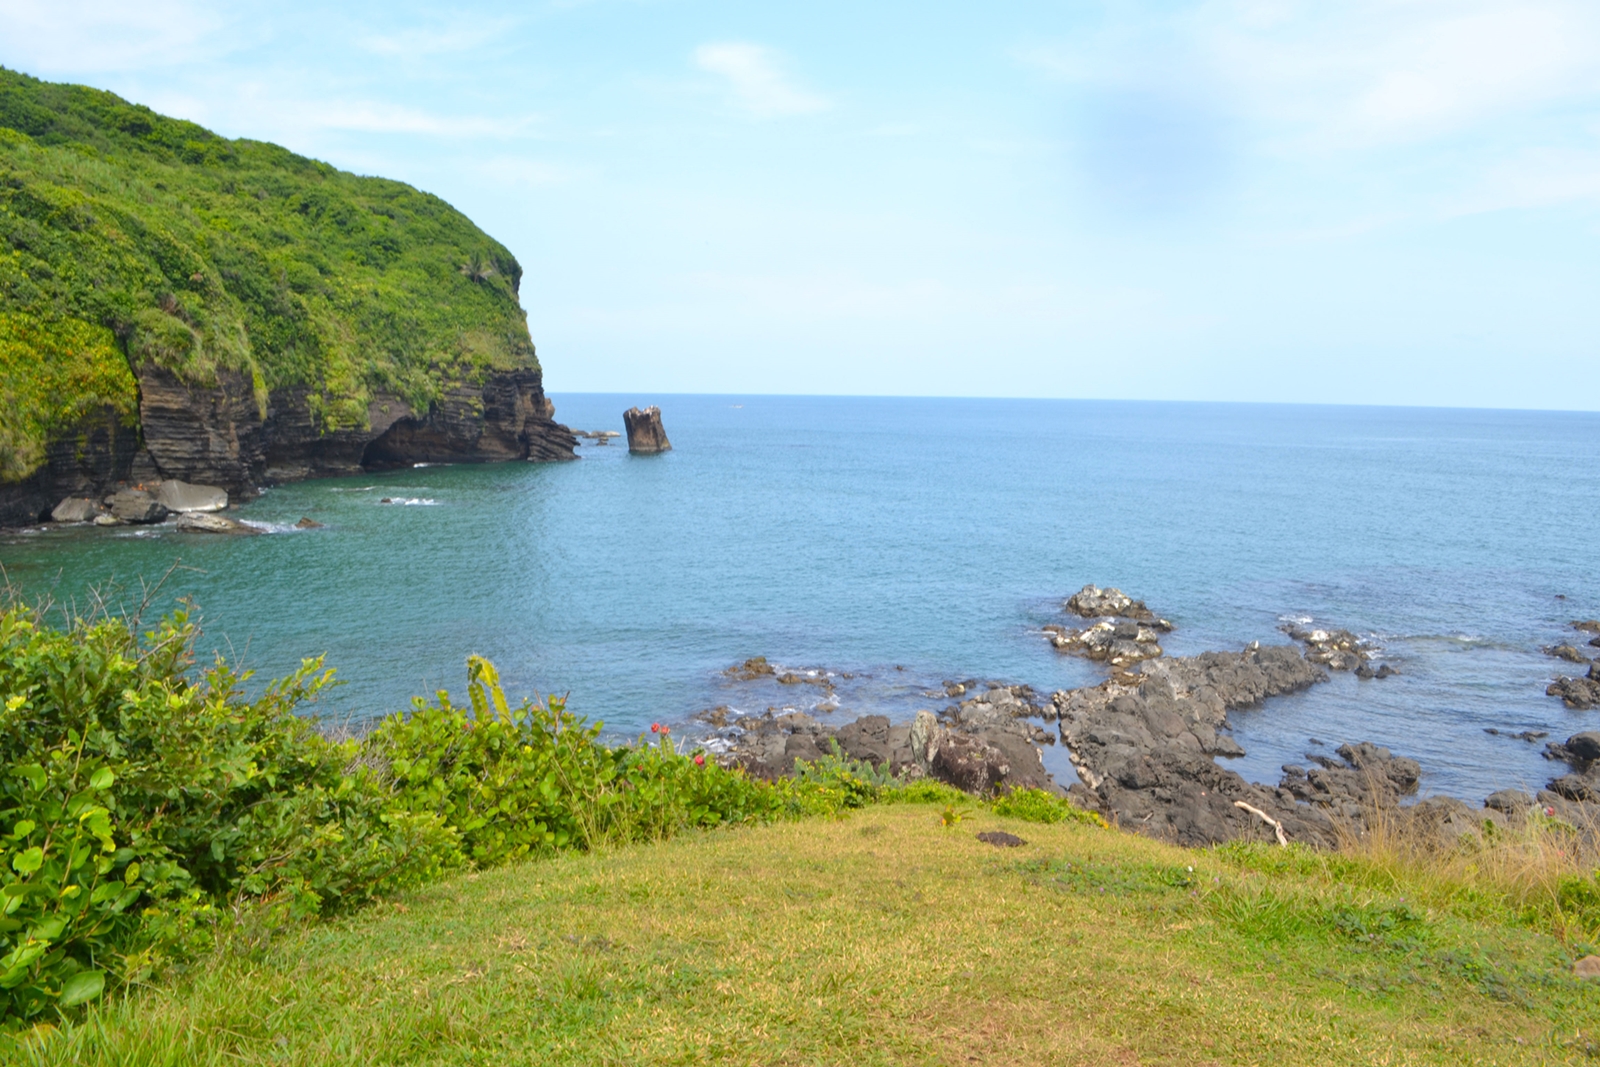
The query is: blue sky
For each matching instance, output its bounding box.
[2,1,1598,407]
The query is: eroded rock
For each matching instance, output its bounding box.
[624,406,671,454]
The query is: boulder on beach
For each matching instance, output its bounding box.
[106,488,169,524]
[155,480,229,513]
[50,497,99,523]
[624,406,671,454]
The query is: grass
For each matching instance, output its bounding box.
[10,802,1600,1066]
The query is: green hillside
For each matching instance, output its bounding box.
[0,67,536,483]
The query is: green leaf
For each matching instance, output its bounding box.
[89,767,115,791]
[16,765,44,791]
[12,847,43,874]
[58,968,104,1007]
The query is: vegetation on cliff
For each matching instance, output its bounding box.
[0,66,538,484]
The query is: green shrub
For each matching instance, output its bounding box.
[366,658,791,865]
[992,786,1108,828]
[0,605,451,1023]
[0,603,1021,1028]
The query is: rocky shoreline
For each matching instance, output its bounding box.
[708,585,1600,849]
[0,367,578,528]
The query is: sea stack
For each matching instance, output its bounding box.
[624,406,672,454]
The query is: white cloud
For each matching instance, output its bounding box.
[693,42,829,118]
[1199,0,1600,147]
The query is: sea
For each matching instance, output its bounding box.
[3,395,1598,804]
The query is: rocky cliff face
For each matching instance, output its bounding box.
[2,364,576,524]
[0,406,141,526]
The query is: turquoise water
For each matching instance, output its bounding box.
[3,395,1599,802]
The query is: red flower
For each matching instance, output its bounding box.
[650,723,660,733]
[694,753,705,766]
[661,726,670,735]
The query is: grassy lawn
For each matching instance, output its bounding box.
[11,803,1600,1066]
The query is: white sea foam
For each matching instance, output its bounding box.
[238,520,304,534]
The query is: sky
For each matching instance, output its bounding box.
[2,0,1598,408]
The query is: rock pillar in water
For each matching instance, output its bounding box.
[624,406,671,454]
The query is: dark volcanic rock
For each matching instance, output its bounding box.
[1283,624,1372,671]
[1548,665,1600,709]
[624,406,671,453]
[1545,731,1600,764]
[1545,644,1591,664]
[1485,789,1534,814]
[1052,645,1339,847]
[976,831,1026,847]
[1044,619,1165,666]
[1574,620,1600,634]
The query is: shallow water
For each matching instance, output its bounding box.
[3,395,1598,802]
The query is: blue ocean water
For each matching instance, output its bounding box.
[3,395,1598,802]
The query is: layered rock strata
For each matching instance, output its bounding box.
[624,406,671,454]
[4,366,576,525]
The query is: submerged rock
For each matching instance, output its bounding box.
[294,516,324,529]
[624,406,671,454]
[175,512,260,535]
[1545,644,1590,664]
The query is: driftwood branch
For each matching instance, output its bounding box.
[1233,800,1289,846]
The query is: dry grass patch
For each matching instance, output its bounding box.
[11,804,1600,1065]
